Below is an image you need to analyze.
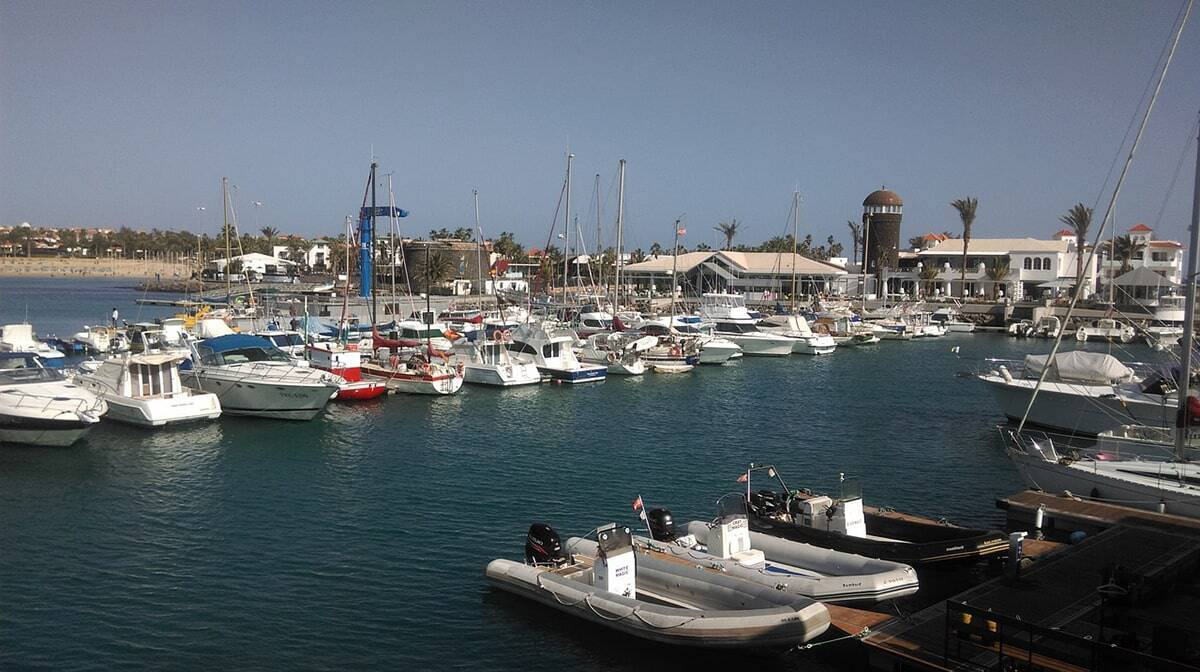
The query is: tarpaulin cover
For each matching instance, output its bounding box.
[1023,350,1134,384]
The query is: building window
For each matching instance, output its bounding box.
[1042,257,1051,269]
[1032,258,1041,270]
[1023,258,1032,270]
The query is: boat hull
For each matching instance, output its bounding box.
[461,363,541,387]
[101,395,222,427]
[538,365,606,383]
[0,416,96,447]
[179,371,336,420]
[979,374,1173,435]
[720,335,793,357]
[1010,450,1200,519]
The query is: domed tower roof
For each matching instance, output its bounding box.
[863,187,903,207]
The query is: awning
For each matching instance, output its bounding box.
[1111,266,1180,287]
[1037,278,1076,289]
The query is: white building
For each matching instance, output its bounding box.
[1099,223,1184,307]
[206,252,297,280]
[272,240,333,271]
[912,234,1096,300]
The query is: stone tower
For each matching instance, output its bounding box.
[862,187,903,275]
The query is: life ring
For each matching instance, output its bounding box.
[445,329,461,340]
[501,329,513,342]
[669,346,681,358]
[422,363,432,374]
[606,352,617,364]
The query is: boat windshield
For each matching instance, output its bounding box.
[200,346,292,366]
[266,333,305,347]
[715,492,749,522]
[0,354,62,384]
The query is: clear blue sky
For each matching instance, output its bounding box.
[2,1,1199,253]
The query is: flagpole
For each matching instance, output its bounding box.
[634,494,655,540]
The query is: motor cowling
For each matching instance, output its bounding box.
[647,508,675,541]
[525,522,568,567]
[750,489,780,514]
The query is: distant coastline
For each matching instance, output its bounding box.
[0,258,192,279]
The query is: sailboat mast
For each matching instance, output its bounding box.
[563,153,573,305]
[670,218,681,318]
[388,173,399,317]
[341,216,352,341]
[370,164,378,327]
[615,159,626,310]
[1174,113,1200,461]
[474,189,484,316]
[790,192,800,313]
[595,173,602,294]
[222,177,231,301]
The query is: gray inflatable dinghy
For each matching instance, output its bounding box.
[636,497,919,604]
[486,522,830,648]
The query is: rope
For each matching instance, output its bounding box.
[583,595,633,621]
[789,627,870,652]
[534,575,587,607]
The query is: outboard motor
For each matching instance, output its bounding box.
[647,508,675,541]
[750,489,779,514]
[525,522,568,567]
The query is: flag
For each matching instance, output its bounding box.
[736,473,748,483]
[632,495,643,511]
[676,227,686,236]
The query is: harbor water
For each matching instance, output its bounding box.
[0,278,1167,670]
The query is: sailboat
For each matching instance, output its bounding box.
[1001,65,1200,517]
[757,192,837,355]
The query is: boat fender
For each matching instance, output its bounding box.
[998,365,1013,383]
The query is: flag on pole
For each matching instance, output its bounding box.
[736,473,748,483]
[632,495,648,521]
[676,227,687,236]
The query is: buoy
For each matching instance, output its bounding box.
[950,346,960,354]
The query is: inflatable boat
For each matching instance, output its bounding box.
[486,522,830,648]
[628,496,919,604]
[743,466,1007,566]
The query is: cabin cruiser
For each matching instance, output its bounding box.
[72,325,130,354]
[1075,318,1135,343]
[757,314,837,355]
[449,334,542,387]
[1032,315,1063,339]
[740,466,1006,566]
[576,332,652,375]
[633,315,741,364]
[812,316,879,345]
[506,323,606,383]
[304,342,387,400]
[571,306,614,338]
[180,334,340,420]
[75,353,221,426]
[626,496,920,604]
[486,522,830,648]
[977,351,1176,435]
[869,320,914,341]
[0,324,66,367]
[698,294,794,356]
[0,352,106,446]
[252,329,308,360]
[929,307,975,333]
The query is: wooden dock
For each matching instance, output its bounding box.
[828,491,1200,671]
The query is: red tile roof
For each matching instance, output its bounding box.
[1148,240,1182,248]
[1053,229,1074,238]
[1129,223,1152,232]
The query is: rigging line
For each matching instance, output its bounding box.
[1151,119,1200,232]
[1017,0,1194,435]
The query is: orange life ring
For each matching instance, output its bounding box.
[606,352,617,364]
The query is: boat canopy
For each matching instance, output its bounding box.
[1023,351,1134,384]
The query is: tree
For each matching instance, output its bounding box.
[984,259,1011,300]
[846,221,863,263]
[649,242,663,257]
[1111,234,1147,274]
[1059,203,1092,290]
[908,235,926,251]
[695,242,712,252]
[417,251,456,293]
[451,227,474,241]
[918,264,941,298]
[949,197,978,299]
[494,231,525,261]
[826,235,843,259]
[714,219,740,249]
[630,248,646,263]
[758,234,794,254]
[260,226,279,254]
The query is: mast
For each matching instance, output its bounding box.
[1175,112,1200,461]
[388,173,399,318]
[370,164,378,326]
[563,153,573,305]
[222,177,231,301]
[341,216,352,342]
[357,161,376,305]
[615,159,626,310]
[595,173,602,297]
[670,218,682,318]
[790,191,800,313]
[474,189,484,320]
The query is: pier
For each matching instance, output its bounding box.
[832,491,1200,671]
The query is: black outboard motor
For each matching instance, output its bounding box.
[525,522,568,567]
[647,508,675,541]
[750,489,780,514]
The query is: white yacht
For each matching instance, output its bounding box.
[506,323,606,383]
[634,315,741,364]
[1075,318,1135,343]
[180,334,340,420]
[72,325,130,354]
[757,315,837,355]
[449,336,542,387]
[576,332,651,375]
[75,353,221,427]
[929,307,976,333]
[0,323,66,368]
[978,351,1175,435]
[698,293,794,356]
[0,352,106,446]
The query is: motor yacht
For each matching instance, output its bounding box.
[75,353,221,426]
[0,352,106,446]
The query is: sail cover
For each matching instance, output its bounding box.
[1023,351,1134,384]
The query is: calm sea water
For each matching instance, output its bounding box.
[0,279,1168,670]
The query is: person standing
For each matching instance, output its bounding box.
[110,307,119,326]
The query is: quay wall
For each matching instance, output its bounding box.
[0,258,192,279]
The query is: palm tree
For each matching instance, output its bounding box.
[286,238,311,272]
[908,235,926,251]
[918,264,941,298]
[984,259,1011,300]
[649,242,663,257]
[714,220,740,249]
[846,221,863,264]
[418,251,456,293]
[260,226,279,255]
[1059,203,1092,290]
[1111,234,1147,274]
[950,197,978,299]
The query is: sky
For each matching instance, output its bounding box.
[2,1,1200,254]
